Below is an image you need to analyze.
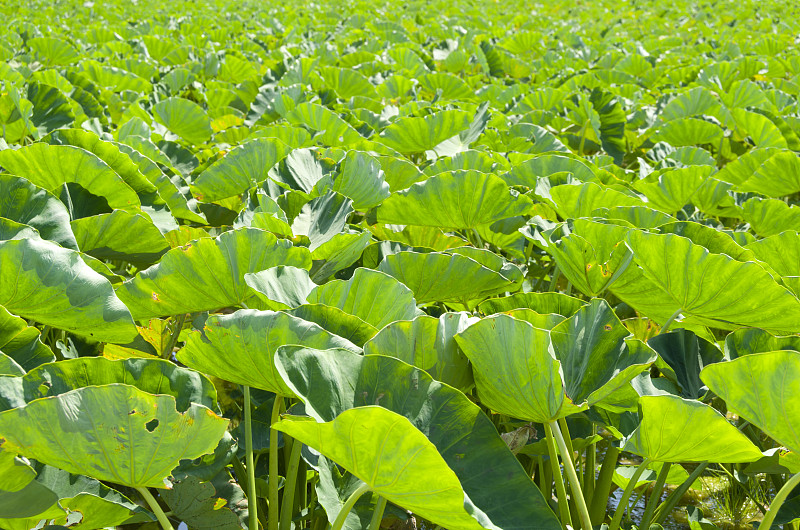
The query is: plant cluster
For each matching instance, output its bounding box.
[1,0,800,529]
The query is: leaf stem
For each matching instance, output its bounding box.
[244,386,259,530]
[609,457,651,530]
[660,308,682,334]
[332,482,371,530]
[269,395,285,530]
[135,487,175,530]
[653,461,707,524]
[640,462,671,530]
[162,313,187,359]
[590,443,619,525]
[369,496,388,530]
[280,434,303,530]
[544,422,573,529]
[549,420,593,530]
[758,471,800,530]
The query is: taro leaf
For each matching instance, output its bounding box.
[153,97,213,145]
[0,174,78,249]
[274,347,561,530]
[741,197,800,238]
[478,292,585,317]
[701,351,800,454]
[0,354,23,377]
[544,219,632,296]
[290,191,354,251]
[378,251,519,306]
[592,205,674,229]
[500,154,598,187]
[377,170,532,229]
[235,191,293,237]
[71,210,170,265]
[117,228,311,319]
[285,305,378,347]
[245,266,316,310]
[624,230,800,333]
[0,239,138,343]
[550,299,657,412]
[0,143,141,211]
[306,268,418,329]
[162,476,241,530]
[18,357,217,412]
[623,395,762,463]
[363,312,476,390]
[735,150,800,197]
[44,128,158,196]
[647,329,724,399]
[267,148,332,194]
[191,138,292,202]
[330,151,391,210]
[454,315,583,422]
[378,110,471,154]
[549,182,645,219]
[275,407,491,530]
[309,230,372,282]
[432,102,490,157]
[177,310,359,395]
[745,231,800,277]
[0,385,229,488]
[0,450,35,492]
[632,166,711,214]
[723,328,800,359]
[284,102,363,146]
[0,306,54,371]
[0,478,60,519]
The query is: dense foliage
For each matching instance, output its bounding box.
[1,0,800,529]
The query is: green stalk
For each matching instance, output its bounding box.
[653,462,708,525]
[608,457,651,530]
[244,386,259,530]
[548,265,561,292]
[639,462,671,530]
[162,314,187,359]
[269,395,285,530]
[280,434,304,530]
[332,483,371,530]
[136,487,175,530]
[549,420,593,530]
[757,472,800,530]
[537,455,546,490]
[545,422,573,529]
[471,228,485,249]
[232,455,250,497]
[590,443,620,524]
[369,496,388,530]
[660,308,682,334]
[296,459,308,528]
[583,435,597,509]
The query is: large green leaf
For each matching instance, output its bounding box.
[647,329,724,399]
[363,312,475,390]
[623,395,762,462]
[275,347,560,530]
[454,315,582,422]
[177,310,359,394]
[550,299,657,412]
[290,192,354,251]
[377,251,520,306]
[71,210,169,265]
[191,138,292,202]
[0,239,137,343]
[306,268,418,329]
[377,170,532,229]
[0,174,77,249]
[623,230,800,333]
[0,143,141,211]
[275,407,490,530]
[117,228,311,319]
[245,266,316,310]
[0,306,53,372]
[701,351,800,453]
[152,97,213,145]
[329,151,391,210]
[378,110,471,154]
[0,385,229,488]
[17,357,217,412]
